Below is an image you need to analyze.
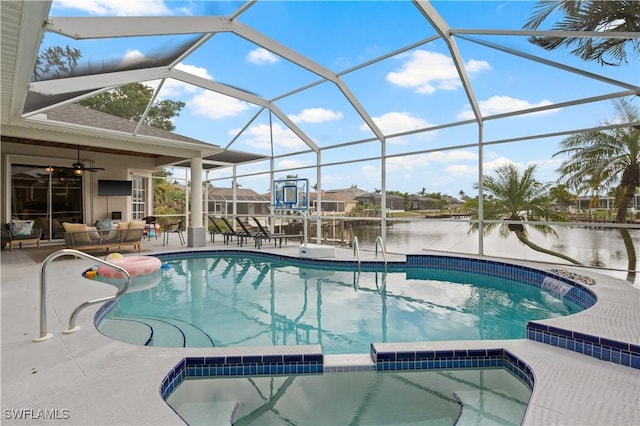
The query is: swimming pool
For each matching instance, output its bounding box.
[94,251,593,355]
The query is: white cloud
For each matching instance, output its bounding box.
[190,91,252,119]
[231,123,307,151]
[288,108,343,124]
[175,63,213,81]
[466,59,491,73]
[426,150,478,163]
[160,63,214,97]
[386,150,477,176]
[444,164,475,175]
[277,159,313,170]
[386,50,490,94]
[121,49,145,66]
[52,0,172,16]
[483,156,517,171]
[362,164,379,179]
[247,48,280,65]
[457,96,555,120]
[360,112,432,136]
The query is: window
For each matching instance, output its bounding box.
[131,176,145,220]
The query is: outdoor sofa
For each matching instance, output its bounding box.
[63,220,145,253]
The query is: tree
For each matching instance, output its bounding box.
[523,1,640,66]
[78,83,185,131]
[548,184,575,211]
[468,163,581,265]
[35,45,184,131]
[554,98,639,282]
[152,170,186,226]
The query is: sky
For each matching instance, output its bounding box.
[45,0,639,197]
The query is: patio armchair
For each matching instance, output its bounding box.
[2,222,42,251]
[142,216,158,240]
[163,220,185,246]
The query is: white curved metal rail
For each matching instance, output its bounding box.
[34,249,131,342]
[375,235,387,264]
[352,235,361,267]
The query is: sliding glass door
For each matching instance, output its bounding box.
[11,164,83,240]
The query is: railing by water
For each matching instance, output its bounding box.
[34,249,131,342]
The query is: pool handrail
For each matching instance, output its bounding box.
[34,248,131,342]
[375,235,387,265]
[352,236,361,267]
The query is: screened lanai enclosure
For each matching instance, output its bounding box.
[1,1,639,283]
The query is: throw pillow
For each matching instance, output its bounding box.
[127,220,146,240]
[63,222,91,243]
[87,226,101,241]
[96,219,113,231]
[10,220,34,236]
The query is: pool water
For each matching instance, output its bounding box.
[96,253,582,354]
[167,368,531,425]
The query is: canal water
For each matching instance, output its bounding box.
[349,219,640,286]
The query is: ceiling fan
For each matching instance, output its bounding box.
[72,146,105,175]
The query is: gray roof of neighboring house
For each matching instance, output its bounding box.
[355,193,405,200]
[325,187,370,199]
[207,187,269,202]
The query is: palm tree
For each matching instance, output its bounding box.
[523,1,640,66]
[468,163,581,265]
[554,98,639,282]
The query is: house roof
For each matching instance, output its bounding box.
[355,193,405,201]
[207,187,269,202]
[309,192,355,203]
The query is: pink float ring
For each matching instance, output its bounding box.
[97,255,162,279]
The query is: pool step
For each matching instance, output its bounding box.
[98,318,152,346]
[100,315,215,347]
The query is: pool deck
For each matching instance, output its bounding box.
[1,236,639,425]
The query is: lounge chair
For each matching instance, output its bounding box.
[208,216,232,243]
[251,216,304,249]
[234,217,262,243]
[219,217,248,247]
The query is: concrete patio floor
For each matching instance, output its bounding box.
[1,235,639,425]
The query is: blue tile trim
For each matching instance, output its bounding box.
[160,346,536,402]
[93,299,118,326]
[159,351,324,399]
[371,347,535,390]
[526,321,639,369]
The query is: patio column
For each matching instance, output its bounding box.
[188,156,206,247]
